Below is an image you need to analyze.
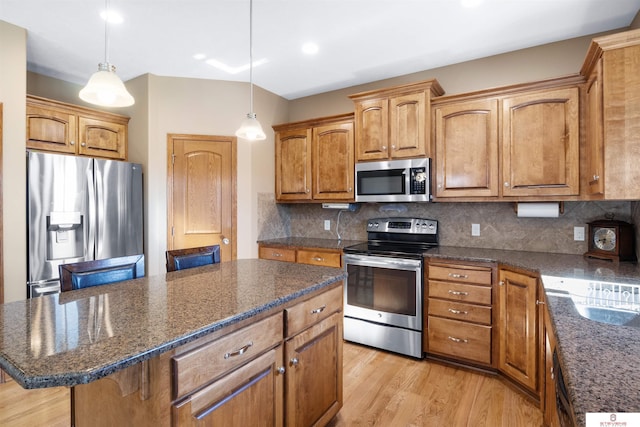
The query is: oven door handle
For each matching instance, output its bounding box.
[344,254,421,270]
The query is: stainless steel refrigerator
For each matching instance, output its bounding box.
[27,151,144,297]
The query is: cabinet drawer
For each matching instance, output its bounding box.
[297,249,342,268]
[259,246,296,263]
[172,313,283,400]
[428,316,491,365]
[429,264,492,285]
[428,298,492,325]
[286,285,343,337]
[429,280,492,305]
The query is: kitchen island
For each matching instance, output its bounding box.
[0,259,346,426]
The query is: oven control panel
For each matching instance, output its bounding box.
[366,217,438,234]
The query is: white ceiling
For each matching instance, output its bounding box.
[2,0,640,100]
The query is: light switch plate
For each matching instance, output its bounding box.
[471,223,480,236]
[324,220,331,231]
[574,226,585,241]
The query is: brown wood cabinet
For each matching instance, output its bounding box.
[273,114,354,202]
[540,285,561,427]
[580,29,640,200]
[349,80,444,161]
[26,95,129,160]
[72,284,343,427]
[432,78,580,201]
[497,267,539,397]
[426,261,495,367]
[258,244,343,268]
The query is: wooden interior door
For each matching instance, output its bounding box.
[167,134,236,261]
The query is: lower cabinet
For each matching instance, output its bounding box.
[541,286,561,427]
[258,244,343,268]
[72,285,343,427]
[497,268,540,397]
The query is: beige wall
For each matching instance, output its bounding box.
[0,21,27,303]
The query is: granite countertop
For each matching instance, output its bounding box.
[0,259,346,389]
[258,237,363,250]
[425,246,640,426]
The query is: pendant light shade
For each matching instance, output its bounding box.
[235,0,266,141]
[80,63,134,107]
[80,0,134,107]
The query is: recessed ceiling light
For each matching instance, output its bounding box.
[302,42,319,55]
[193,53,207,60]
[205,58,268,75]
[100,9,124,24]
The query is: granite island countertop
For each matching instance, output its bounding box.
[0,259,345,389]
[425,246,640,426]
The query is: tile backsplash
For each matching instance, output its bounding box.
[259,193,637,256]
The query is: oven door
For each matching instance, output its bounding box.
[343,253,422,331]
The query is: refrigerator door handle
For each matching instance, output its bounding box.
[87,162,96,260]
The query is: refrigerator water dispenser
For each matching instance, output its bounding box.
[46,212,84,260]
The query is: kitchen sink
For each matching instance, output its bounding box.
[542,275,640,328]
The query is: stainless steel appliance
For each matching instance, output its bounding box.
[27,151,144,297]
[343,217,438,358]
[355,158,430,203]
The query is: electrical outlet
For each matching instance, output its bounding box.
[574,226,585,241]
[471,223,480,237]
[324,220,331,231]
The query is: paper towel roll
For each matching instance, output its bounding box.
[516,202,560,218]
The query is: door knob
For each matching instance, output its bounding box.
[221,236,230,245]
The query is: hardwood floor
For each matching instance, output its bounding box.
[0,342,542,427]
[328,342,543,427]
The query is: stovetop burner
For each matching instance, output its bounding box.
[343,217,438,257]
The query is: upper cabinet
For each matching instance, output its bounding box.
[26,95,129,160]
[273,113,354,203]
[580,29,640,200]
[432,77,581,201]
[349,80,444,162]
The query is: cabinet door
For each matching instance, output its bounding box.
[389,91,427,159]
[502,87,579,197]
[542,293,561,427]
[172,347,284,427]
[354,98,389,161]
[285,312,343,427]
[312,121,355,200]
[26,104,77,154]
[497,269,538,394]
[78,116,127,160]
[275,128,313,201]
[585,59,604,196]
[434,99,499,198]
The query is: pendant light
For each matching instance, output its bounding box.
[235,0,266,141]
[79,0,134,107]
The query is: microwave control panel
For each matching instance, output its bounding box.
[410,167,427,195]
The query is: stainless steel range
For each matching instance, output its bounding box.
[342,217,438,358]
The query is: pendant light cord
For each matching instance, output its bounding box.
[104,0,110,65]
[249,0,254,113]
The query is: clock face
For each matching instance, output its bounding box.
[594,227,616,251]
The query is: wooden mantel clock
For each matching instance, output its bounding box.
[584,218,637,263]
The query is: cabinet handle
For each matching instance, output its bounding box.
[290,357,299,367]
[70,140,75,146]
[224,342,253,359]
[593,174,600,181]
[448,290,469,296]
[391,145,396,149]
[504,182,509,187]
[448,273,468,279]
[348,187,353,192]
[499,281,505,286]
[272,252,282,257]
[312,256,324,262]
[81,142,86,147]
[536,300,545,305]
[550,366,554,380]
[382,145,387,150]
[448,308,468,315]
[448,336,468,344]
[277,366,286,375]
[306,189,310,193]
[310,305,326,314]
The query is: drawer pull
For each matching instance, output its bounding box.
[290,357,299,366]
[272,252,282,257]
[310,305,326,314]
[277,366,286,375]
[312,256,325,262]
[448,273,468,279]
[448,290,469,296]
[448,336,468,344]
[448,308,468,315]
[224,342,253,359]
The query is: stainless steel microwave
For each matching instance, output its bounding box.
[355,158,430,202]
